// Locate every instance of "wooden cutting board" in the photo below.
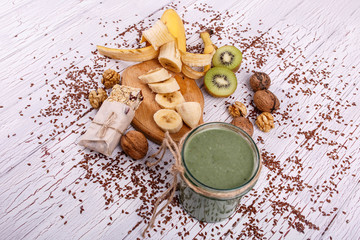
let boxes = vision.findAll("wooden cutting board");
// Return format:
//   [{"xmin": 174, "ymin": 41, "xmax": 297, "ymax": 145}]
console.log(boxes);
[{"xmin": 122, "ymin": 60, "xmax": 204, "ymax": 144}]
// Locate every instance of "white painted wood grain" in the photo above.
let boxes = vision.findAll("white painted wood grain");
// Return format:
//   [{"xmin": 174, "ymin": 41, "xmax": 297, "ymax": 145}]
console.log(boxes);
[{"xmin": 1, "ymin": 0, "xmax": 360, "ymax": 239}]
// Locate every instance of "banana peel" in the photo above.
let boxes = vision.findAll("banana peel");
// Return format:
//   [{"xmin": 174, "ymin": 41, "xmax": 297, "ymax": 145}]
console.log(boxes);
[
  {"xmin": 182, "ymin": 30, "xmax": 217, "ymax": 79},
  {"xmin": 200, "ymin": 29, "xmax": 217, "ymax": 71},
  {"xmin": 161, "ymin": 9, "xmax": 187, "ymax": 53},
  {"xmin": 97, "ymin": 45, "xmax": 159, "ymax": 62},
  {"xmin": 182, "ymin": 64, "xmax": 205, "ymax": 79}
]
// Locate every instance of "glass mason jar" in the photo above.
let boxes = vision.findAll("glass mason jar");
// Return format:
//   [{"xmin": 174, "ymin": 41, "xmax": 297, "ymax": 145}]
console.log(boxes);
[{"xmin": 179, "ymin": 122, "xmax": 261, "ymax": 223}]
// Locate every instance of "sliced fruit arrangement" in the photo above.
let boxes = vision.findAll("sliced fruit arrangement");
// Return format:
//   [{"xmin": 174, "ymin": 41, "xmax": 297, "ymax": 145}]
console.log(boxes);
[
  {"xmin": 139, "ymin": 67, "xmax": 201, "ymax": 133},
  {"xmin": 96, "ymin": 9, "xmax": 245, "ymax": 134}
]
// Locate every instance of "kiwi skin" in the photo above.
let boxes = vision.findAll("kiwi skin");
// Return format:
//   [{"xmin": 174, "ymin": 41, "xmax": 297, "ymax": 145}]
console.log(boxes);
[{"xmin": 204, "ymin": 67, "xmax": 237, "ymax": 98}]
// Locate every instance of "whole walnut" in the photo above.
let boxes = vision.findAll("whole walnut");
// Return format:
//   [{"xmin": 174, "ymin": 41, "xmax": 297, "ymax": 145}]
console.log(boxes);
[
  {"xmin": 250, "ymin": 72, "xmax": 271, "ymax": 92},
  {"xmin": 120, "ymin": 130, "xmax": 148, "ymax": 160},
  {"xmin": 253, "ymin": 90, "xmax": 280, "ymax": 112},
  {"xmin": 231, "ymin": 117, "xmax": 254, "ymax": 137}
]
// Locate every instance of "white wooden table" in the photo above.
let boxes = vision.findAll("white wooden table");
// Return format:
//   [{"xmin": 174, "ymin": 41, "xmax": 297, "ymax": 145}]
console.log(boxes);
[{"xmin": 1, "ymin": 0, "xmax": 360, "ymax": 239}]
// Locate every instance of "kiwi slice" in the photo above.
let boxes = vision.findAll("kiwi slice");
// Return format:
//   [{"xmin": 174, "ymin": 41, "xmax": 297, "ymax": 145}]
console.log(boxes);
[
  {"xmin": 212, "ymin": 45, "xmax": 242, "ymax": 72},
  {"xmin": 204, "ymin": 67, "xmax": 237, "ymax": 97}
]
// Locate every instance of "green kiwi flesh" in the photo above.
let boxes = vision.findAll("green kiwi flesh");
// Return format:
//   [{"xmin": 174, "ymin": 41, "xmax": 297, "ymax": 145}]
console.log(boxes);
[
  {"xmin": 212, "ymin": 45, "xmax": 242, "ymax": 71},
  {"xmin": 204, "ymin": 67, "xmax": 237, "ymax": 97}
]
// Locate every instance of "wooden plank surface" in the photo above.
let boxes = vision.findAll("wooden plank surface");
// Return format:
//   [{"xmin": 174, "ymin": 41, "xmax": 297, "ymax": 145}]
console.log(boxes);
[{"xmin": 1, "ymin": 0, "xmax": 360, "ymax": 239}]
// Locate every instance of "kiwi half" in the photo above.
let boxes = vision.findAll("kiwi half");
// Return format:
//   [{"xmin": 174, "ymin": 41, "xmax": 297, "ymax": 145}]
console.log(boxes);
[
  {"xmin": 204, "ymin": 67, "xmax": 237, "ymax": 97},
  {"xmin": 212, "ymin": 45, "xmax": 242, "ymax": 72}
]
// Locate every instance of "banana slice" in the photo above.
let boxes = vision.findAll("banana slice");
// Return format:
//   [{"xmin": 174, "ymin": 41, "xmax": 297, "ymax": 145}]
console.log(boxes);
[
  {"xmin": 97, "ymin": 45, "xmax": 159, "ymax": 62},
  {"xmin": 138, "ymin": 68, "xmax": 172, "ymax": 84},
  {"xmin": 181, "ymin": 50, "xmax": 216, "ymax": 67},
  {"xmin": 143, "ymin": 20, "xmax": 174, "ymax": 50},
  {"xmin": 175, "ymin": 102, "xmax": 202, "ymax": 129},
  {"xmin": 158, "ymin": 41, "xmax": 182, "ymax": 73},
  {"xmin": 148, "ymin": 77, "xmax": 180, "ymax": 94},
  {"xmin": 153, "ymin": 109, "xmax": 183, "ymax": 133},
  {"xmin": 155, "ymin": 90, "xmax": 185, "ymax": 109}
]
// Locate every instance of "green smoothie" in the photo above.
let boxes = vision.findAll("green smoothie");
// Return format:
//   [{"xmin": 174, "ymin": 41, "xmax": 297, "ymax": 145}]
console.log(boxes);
[{"xmin": 183, "ymin": 127, "xmax": 254, "ymax": 190}]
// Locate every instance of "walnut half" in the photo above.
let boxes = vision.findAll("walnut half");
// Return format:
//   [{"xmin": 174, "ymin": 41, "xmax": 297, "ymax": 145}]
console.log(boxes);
[
  {"xmin": 255, "ymin": 112, "xmax": 274, "ymax": 132},
  {"xmin": 102, "ymin": 69, "xmax": 120, "ymax": 89},
  {"xmin": 228, "ymin": 101, "xmax": 247, "ymax": 117},
  {"xmin": 89, "ymin": 88, "xmax": 108, "ymax": 109}
]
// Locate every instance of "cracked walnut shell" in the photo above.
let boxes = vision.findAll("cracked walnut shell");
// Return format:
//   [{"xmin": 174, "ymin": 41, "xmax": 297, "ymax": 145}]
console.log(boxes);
[
  {"xmin": 228, "ymin": 101, "xmax": 247, "ymax": 117},
  {"xmin": 89, "ymin": 88, "xmax": 108, "ymax": 109},
  {"xmin": 102, "ymin": 69, "xmax": 120, "ymax": 89},
  {"xmin": 255, "ymin": 112, "xmax": 274, "ymax": 132},
  {"xmin": 231, "ymin": 117, "xmax": 253, "ymax": 136}
]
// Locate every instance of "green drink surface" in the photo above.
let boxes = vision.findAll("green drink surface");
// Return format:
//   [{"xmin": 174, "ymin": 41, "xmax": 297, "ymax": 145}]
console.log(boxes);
[{"xmin": 184, "ymin": 128, "xmax": 255, "ymax": 190}]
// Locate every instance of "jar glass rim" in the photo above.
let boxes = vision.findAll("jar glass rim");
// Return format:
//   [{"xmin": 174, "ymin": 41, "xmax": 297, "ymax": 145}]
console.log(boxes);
[{"xmin": 181, "ymin": 122, "xmax": 261, "ymax": 193}]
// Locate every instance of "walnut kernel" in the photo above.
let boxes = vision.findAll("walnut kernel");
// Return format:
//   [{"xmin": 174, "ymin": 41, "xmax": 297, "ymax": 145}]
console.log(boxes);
[
  {"xmin": 89, "ymin": 88, "xmax": 107, "ymax": 109},
  {"xmin": 102, "ymin": 69, "xmax": 120, "ymax": 89},
  {"xmin": 120, "ymin": 130, "xmax": 148, "ymax": 160},
  {"xmin": 255, "ymin": 112, "xmax": 274, "ymax": 132},
  {"xmin": 253, "ymin": 90, "xmax": 280, "ymax": 113},
  {"xmin": 250, "ymin": 72, "xmax": 271, "ymax": 92},
  {"xmin": 228, "ymin": 101, "xmax": 247, "ymax": 117}
]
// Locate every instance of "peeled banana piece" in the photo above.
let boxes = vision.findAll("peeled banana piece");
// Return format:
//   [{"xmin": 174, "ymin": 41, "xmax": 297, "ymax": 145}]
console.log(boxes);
[
  {"xmin": 142, "ymin": 20, "xmax": 174, "ymax": 51},
  {"xmin": 148, "ymin": 77, "xmax": 180, "ymax": 94},
  {"xmin": 138, "ymin": 68, "xmax": 172, "ymax": 84},
  {"xmin": 155, "ymin": 90, "xmax": 185, "ymax": 109},
  {"xmin": 158, "ymin": 41, "xmax": 182, "ymax": 73},
  {"xmin": 153, "ymin": 109, "xmax": 183, "ymax": 133},
  {"xmin": 175, "ymin": 102, "xmax": 202, "ymax": 129}
]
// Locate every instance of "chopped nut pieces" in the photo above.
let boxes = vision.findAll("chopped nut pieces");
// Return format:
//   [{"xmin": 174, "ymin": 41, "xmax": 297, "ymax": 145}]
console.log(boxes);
[
  {"xmin": 250, "ymin": 72, "xmax": 271, "ymax": 92},
  {"xmin": 89, "ymin": 88, "xmax": 107, "ymax": 109},
  {"xmin": 255, "ymin": 112, "xmax": 275, "ymax": 132},
  {"xmin": 102, "ymin": 69, "xmax": 120, "ymax": 89},
  {"xmin": 228, "ymin": 101, "xmax": 247, "ymax": 117}
]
